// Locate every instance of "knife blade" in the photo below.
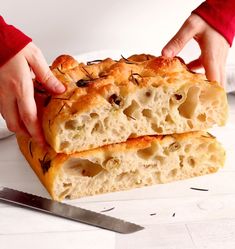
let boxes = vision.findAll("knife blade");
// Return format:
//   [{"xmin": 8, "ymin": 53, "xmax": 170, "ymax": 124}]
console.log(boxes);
[{"xmin": 0, "ymin": 187, "xmax": 144, "ymax": 234}]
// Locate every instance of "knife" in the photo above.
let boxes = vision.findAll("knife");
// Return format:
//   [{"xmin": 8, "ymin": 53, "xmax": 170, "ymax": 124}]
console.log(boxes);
[{"xmin": 0, "ymin": 187, "xmax": 144, "ymax": 234}]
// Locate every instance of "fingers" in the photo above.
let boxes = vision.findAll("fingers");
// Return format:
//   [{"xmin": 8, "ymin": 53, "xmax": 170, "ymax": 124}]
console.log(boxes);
[
  {"xmin": 200, "ymin": 47, "xmax": 225, "ymax": 84},
  {"xmin": 162, "ymin": 15, "xmax": 198, "ymax": 57},
  {"xmin": 0, "ymin": 42, "xmax": 64, "ymax": 146},
  {"xmin": 0, "ymin": 53, "xmax": 46, "ymax": 145},
  {"xmin": 0, "ymin": 97, "xmax": 29, "ymax": 137},
  {"xmin": 204, "ymin": 62, "xmax": 220, "ymax": 83},
  {"xmin": 25, "ymin": 43, "xmax": 65, "ymax": 94},
  {"xmin": 203, "ymin": 61, "xmax": 225, "ymax": 85},
  {"xmin": 188, "ymin": 56, "xmax": 222, "ymax": 84},
  {"xmin": 14, "ymin": 67, "xmax": 46, "ymax": 145},
  {"xmin": 162, "ymin": 13, "xmax": 228, "ymax": 86},
  {"xmin": 17, "ymin": 93, "xmax": 45, "ymax": 145}
]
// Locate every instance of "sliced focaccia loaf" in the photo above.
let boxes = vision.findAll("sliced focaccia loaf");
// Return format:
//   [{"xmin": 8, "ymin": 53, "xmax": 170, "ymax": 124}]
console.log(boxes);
[
  {"xmin": 17, "ymin": 131, "xmax": 225, "ymax": 201},
  {"xmin": 37, "ymin": 54, "xmax": 228, "ymax": 154}
]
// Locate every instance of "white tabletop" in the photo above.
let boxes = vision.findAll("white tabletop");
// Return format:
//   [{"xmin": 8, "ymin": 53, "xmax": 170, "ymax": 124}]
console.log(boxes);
[{"xmin": 0, "ymin": 90, "xmax": 235, "ymax": 249}]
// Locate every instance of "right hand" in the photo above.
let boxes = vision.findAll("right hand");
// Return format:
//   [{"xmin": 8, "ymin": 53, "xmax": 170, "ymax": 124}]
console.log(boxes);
[
  {"xmin": 0, "ymin": 42, "xmax": 65, "ymax": 145},
  {"xmin": 162, "ymin": 14, "xmax": 230, "ymax": 85}
]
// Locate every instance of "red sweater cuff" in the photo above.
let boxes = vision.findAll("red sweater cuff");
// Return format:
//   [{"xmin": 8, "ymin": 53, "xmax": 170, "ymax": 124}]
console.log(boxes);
[
  {"xmin": 193, "ymin": 1, "xmax": 235, "ymax": 46},
  {"xmin": 0, "ymin": 16, "xmax": 32, "ymax": 67}
]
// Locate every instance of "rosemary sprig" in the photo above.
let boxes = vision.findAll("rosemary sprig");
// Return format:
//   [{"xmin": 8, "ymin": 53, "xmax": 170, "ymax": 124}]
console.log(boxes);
[
  {"xmin": 38, "ymin": 152, "xmax": 51, "ymax": 174},
  {"xmin": 121, "ymin": 55, "xmax": 136, "ymax": 64},
  {"xmin": 57, "ymin": 103, "xmax": 66, "ymax": 116},
  {"xmin": 29, "ymin": 141, "xmax": 33, "ymax": 158},
  {"xmin": 57, "ymin": 67, "xmax": 65, "ymax": 75},
  {"xmin": 87, "ymin": 59, "xmax": 103, "ymax": 65},
  {"xmin": 129, "ymin": 71, "xmax": 142, "ymax": 85},
  {"xmin": 81, "ymin": 66, "xmax": 93, "ymax": 79},
  {"xmin": 126, "ymin": 114, "xmax": 136, "ymax": 120},
  {"xmin": 100, "ymin": 207, "xmax": 115, "ymax": 213},
  {"xmin": 190, "ymin": 187, "xmax": 208, "ymax": 191},
  {"xmin": 48, "ymin": 120, "xmax": 52, "ymax": 132}
]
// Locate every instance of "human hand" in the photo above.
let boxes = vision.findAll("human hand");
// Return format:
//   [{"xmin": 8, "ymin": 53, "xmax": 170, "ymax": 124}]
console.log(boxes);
[
  {"xmin": 162, "ymin": 14, "xmax": 229, "ymax": 85},
  {"xmin": 0, "ymin": 42, "xmax": 65, "ymax": 145}
]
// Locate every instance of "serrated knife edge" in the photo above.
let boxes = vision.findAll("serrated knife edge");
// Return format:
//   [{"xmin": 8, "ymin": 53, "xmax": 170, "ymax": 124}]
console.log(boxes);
[{"xmin": 0, "ymin": 187, "xmax": 144, "ymax": 234}]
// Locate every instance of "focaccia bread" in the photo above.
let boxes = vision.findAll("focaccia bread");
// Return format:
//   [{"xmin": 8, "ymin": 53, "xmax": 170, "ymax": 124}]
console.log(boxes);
[
  {"xmin": 17, "ymin": 131, "xmax": 225, "ymax": 201},
  {"xmin": 37, "ymin": 54, "xmax": 228, "ymax": 154}
]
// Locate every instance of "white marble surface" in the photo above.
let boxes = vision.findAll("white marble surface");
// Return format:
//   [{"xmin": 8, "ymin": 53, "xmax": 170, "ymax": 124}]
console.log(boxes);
[{"xmin": 0, "ymin": 94, "xmax": 234, "ymax": 249}]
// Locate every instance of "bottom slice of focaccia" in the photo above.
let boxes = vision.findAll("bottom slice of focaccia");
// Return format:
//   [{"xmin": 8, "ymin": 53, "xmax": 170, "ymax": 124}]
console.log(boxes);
[{"xmin": 17, "ymin": 131, "xmax": 225, "ymax": 201}]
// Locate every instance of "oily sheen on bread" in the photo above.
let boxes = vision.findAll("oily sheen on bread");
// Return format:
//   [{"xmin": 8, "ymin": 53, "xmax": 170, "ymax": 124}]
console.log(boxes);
[
  {"xmin": 17, "ymin": 132, "xmax": 225, "ymax": 201},
  {"xmin": 37, "ymin": 54, "xmax": 228, "ymax": 154}
]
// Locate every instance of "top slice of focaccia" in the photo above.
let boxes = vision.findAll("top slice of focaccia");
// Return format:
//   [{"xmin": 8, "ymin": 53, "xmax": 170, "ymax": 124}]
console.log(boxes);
[{"xmin": 35, "ymin": 54, "xmax": 228, "ymax": 154}]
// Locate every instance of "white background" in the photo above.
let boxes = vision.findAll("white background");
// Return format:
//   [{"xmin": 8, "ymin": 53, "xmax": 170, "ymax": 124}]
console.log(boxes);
[{"xmin": 1, "ymin": 0, "xmax": 235, "ymax": 65}]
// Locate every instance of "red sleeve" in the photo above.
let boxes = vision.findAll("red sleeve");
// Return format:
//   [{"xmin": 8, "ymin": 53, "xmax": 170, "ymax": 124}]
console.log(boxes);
[
  {"xmin": 0, "ymin": 16, "xmax": 32, "ymax": 67},
  {"xmin": 193, "ymin": 1, "xmax": 235, "ymax": 46}
]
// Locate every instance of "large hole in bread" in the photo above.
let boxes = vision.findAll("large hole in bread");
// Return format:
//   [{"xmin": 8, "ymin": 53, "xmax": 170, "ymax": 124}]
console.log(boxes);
[
  {"xmin": 137, "ymin": 141, "xmax": 157, "ymax": 160},
  {"xmin": 65, "ymin": 120, "xmax": 77, "ymax": 130},
  {"xmin": 178, "ymin": 86, "xmax": 200, "ymax": 118},
  {"xmin": 90, "ymin": 112, "xmax": 99, "ymax": 119},
  {"xmin": 142, "ymin": 109, "xmax": 152, "ymax": 118},
  {"xmin": 123, "ymin": 100, "xmax": 140, "ymax": 119},
  {"xmin": 165, "ymin": 114, "xmax": 174, "ymax": 124},
  {"xmin": 91, "ymin": 121, "xmax": 104, "ymax": 134},
  {"xmin": 64, "ymin": 158, "xmax": 103, "ymax": 177},
  {"xmin": 151, "ymin": 123, "xmax": 163, "ymax": 133}
]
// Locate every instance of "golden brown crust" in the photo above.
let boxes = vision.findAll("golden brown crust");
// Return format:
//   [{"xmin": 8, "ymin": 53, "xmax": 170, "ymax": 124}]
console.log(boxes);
[{"xmin": 46, "ymin": 54, "xmax": 207, "ymax": 116}]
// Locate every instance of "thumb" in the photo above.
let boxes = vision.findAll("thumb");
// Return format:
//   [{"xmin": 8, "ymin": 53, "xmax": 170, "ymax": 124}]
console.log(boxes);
[
  {"xmin": 25, "ymin": 45, "xmax": 65, "ymax": 94},
  {"xmin": 162, "ymin": 16, "xmax": 197, "ymax": 57}
]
